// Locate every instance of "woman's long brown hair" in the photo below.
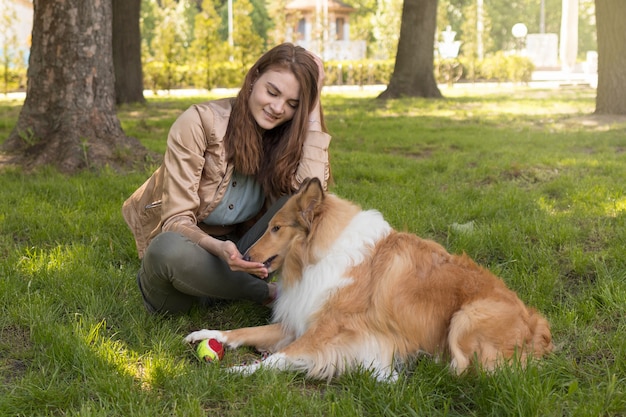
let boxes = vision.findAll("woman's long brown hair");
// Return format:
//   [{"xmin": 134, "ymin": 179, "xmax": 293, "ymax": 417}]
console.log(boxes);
[{"xmin": 224, "ymin": 43, "xmax": 326, "ymax": 199}]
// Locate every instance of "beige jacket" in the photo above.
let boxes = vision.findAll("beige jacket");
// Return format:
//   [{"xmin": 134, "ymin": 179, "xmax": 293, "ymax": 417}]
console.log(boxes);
[{"xmin": 122, "ymin": 98, "xmax": 331, "ymax": 258}]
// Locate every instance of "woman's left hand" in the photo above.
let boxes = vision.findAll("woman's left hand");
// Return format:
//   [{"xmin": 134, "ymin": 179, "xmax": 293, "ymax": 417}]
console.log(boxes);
[{"xmin": 221, "ymin": 240, "xmax": 269, "ymax": 279}]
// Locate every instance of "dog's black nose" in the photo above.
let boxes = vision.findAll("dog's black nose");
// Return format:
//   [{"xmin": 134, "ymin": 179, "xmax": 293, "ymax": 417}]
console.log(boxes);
[{"xmin": 243, "ymin": 254, "xmax": 251, "ymax": 262}]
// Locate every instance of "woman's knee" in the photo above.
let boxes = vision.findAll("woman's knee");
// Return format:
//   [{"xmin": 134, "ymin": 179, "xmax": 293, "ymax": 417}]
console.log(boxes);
[{"xmin": 144, "ymin": 232, "xmax": 197, "ymax": 267}]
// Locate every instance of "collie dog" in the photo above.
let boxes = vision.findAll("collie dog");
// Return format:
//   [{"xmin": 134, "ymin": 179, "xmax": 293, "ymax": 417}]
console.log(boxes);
[{"xmin": 185, "ymin": 178, "xmax": 553, "ymax": 380}]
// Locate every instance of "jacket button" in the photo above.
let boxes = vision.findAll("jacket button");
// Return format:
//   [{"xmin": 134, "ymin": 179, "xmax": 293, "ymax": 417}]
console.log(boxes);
[
  {"xmin": 228, "ymin": 204, "xmax": 234, "ymax": 210},
  {"xmin": 232, "ymin": 181, "xmax": 237, "ymax": 187}
]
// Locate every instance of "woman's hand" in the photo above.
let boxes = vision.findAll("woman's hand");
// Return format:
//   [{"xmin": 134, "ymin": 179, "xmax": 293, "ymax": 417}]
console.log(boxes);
[
  {"xmin": 309, "ymin": 52, "xmax": 325, "ymax": 92},
  {"xmin": 219, "ymin": 240, "xmax": 269, "ymax": 279},
  {"xmin": 306, "ymin": 51, "xmax": 325, "ymax": 129}
]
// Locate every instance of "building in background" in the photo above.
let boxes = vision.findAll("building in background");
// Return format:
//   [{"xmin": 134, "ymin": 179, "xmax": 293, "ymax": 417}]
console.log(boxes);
[{"xmin": 285, "ymin": 0, "xmax": 365, "ymax": 60}]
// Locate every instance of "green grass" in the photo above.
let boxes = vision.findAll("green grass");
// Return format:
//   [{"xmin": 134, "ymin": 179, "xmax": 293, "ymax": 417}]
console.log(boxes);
[{"xmin": 1, "ymin": 85, "xmax": 626, "ymax": 416}]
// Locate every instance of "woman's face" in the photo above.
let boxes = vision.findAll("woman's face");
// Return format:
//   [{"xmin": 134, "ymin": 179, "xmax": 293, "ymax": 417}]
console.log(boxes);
[{"xmin": 248, "ymin": 68, "xmax": 301, "ymax": 131}]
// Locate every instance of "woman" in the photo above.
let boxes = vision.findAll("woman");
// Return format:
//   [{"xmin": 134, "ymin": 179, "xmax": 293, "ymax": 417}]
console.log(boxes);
[{"xmin": 122, "ymin": 43, "xmax": 331, "ymax": 314}]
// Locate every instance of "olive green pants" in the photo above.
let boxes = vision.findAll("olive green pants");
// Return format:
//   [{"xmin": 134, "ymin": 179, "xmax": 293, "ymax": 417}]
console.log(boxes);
[{"xmin": 137, "ymin": 196, "xmax": 288, "ymax": 314}]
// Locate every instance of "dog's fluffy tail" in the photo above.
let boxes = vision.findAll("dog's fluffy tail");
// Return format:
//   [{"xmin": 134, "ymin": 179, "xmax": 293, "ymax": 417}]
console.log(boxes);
[{"xmin": 447, "ymin": 300, "xmax": 553, "ymax": 374}]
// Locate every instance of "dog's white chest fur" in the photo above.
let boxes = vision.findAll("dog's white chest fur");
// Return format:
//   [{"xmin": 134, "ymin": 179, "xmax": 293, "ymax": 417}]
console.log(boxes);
[{"xmin": 272, "ymin": 210, "xmax": 392, "ymax": 337}]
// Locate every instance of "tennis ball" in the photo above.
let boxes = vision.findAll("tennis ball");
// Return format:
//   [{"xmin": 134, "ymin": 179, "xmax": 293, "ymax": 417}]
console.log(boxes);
[{"xmin": 196, "ymin": 338, "xmax": 224, "ymax": 362}]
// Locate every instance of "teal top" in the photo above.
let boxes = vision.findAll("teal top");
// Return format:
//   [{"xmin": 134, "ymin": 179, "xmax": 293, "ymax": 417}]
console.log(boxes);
[{"xmin": 202, "ymin": 171, "xmax": 264, "ymax": 227}]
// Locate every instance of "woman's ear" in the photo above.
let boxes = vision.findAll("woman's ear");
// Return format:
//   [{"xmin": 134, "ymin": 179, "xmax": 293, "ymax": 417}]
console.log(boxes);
[{"xmin": 249, "ymin": 69, "xmax": 260, "ymax": 93}]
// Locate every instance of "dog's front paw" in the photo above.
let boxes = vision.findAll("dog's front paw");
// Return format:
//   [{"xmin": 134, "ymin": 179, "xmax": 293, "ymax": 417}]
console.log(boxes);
[
  {"xmin": 184, "ymin": 329, "xmax": 226, "ymax": 344},
  {"xmin": 229, "ymin": 361, "xmax": 263, "ymax": 375}
]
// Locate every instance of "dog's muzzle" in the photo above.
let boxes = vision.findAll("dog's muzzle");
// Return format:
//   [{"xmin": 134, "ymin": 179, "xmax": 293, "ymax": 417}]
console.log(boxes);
[
  {"xmin": 262, "ymin": 255, "xmax": 277, "ymax": 269},
  {"xmin": 243, "ymin": 253, "xmax": 277, "ymax": 269}
]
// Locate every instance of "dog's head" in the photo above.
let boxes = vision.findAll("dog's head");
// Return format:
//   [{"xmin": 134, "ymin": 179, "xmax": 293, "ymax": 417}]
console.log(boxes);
[{"xmin": 244, "ymin": 178, "xmax": 325, "ymax": 278}]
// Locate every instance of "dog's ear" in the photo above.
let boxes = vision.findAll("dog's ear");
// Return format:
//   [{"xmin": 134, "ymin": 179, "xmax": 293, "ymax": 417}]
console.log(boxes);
[
  {"xmin": 296, "ymin": 178, "xmax": 324, "ymax": 229},
  {"xmin": 297, "ymin": 177, "xmax": 316, "ymax": 191}
]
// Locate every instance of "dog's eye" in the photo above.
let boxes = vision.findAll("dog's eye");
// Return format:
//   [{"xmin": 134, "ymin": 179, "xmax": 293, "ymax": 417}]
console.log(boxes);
[{"xmin": 271, "ymin": 226, "xmax": 281, "ymax": 233}]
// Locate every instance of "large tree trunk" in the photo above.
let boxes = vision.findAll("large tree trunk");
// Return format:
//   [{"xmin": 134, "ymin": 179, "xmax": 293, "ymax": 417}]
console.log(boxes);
[
  {"xmin": 595, "ymin": 0, "xmax": 626, "ymax": 115},
  {"xmin": 378, "ymin": 0, "xmax": 442, "ymax": 99},
  {"xmin": 1, "ymin": 0, "xmax": 146, "ymax": 172},
  {"xmin": 113, "ymin": 0, "xmax": 145, "ymax": 105}
]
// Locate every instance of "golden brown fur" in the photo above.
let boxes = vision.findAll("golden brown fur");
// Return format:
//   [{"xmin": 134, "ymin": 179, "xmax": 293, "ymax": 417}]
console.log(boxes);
[{"xmin": 185, "ymin": 178, "xmax": 553, "ymax": 380}]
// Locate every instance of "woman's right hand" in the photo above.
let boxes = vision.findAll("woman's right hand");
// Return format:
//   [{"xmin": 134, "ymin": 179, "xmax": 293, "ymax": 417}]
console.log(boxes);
[
  {"xmin": 219, "ymin": 240, "xmax": 269, "ymax": 279},
  {"xmin": 309, "ymin": 51, "xmax": 325, "ymax": 93},
  {"xmin": 306, "ymin": 51, "xmax": 325, "ymax": 128}
]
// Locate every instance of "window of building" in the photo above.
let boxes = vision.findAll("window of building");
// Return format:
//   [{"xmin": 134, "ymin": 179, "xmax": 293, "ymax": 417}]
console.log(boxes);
[
  {"xmin": 296, "ymin": 18, "xmax": 306, "ymax": 40},
  {"xmin": 336, "ymin": 17, "xmax": 345, "ymax": 40}
]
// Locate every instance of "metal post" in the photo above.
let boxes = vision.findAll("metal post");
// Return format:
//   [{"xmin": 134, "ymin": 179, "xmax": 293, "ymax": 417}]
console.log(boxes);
[
  {"xmin": 539, "ymin": 0, "xmax": 546, "ymax": 33},
  {"xmin": 228, "ymin": 0, "xmax": 233, "ymax": 48}
]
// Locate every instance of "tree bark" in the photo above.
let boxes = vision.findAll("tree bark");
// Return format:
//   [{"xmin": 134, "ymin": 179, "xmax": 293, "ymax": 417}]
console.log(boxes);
[
  {"xmin": 378, "ymin": 0, "xmax": 442, "ymax": 99},
  {"xmin": 595, "ymin": 0, "xmax": 626, "ymax": 115},
  {"xmin": 1, "ymin": 0, "xmax": 147, "ymax": 172},
  {"xmin": 113, "ymin": 0, "xmax": 145, "ymax": 105}
]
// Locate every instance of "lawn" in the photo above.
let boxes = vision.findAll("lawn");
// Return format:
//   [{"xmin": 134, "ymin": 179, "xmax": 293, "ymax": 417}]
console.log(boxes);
[{"xmin": 1, "ymin": 84, "xmax": 625, "ymax": 416}]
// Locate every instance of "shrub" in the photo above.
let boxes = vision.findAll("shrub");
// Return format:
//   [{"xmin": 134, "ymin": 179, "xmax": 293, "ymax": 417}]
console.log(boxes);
[
  {"xmin": 0, "ymin": 66, "xmax": 27, "ymax": 93},
  {"xmin": 459, "ymin": 52, "xmax": 534, "ymax": 84},
  {"xmin": 141, "ymin": 54, "xmax": 534, "ymax": 90},
  {"xmin": 323, "ymin": 60, "xmax": 393, "ymax": 86}
]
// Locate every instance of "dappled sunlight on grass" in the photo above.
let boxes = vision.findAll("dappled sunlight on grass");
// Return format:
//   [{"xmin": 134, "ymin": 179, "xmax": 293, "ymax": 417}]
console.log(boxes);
[
  {"xmin": 79, "ymin": 319, "xmax": 148, "ymax": 386},
  {"xmin": 75, "ymin": 318, "xmax": 182, "ymax": 392},
  {"xmin": 537, "ymin": 196, "xmax": 564, "ymax": 216},
  {"xmin": 602, "ymin": 197, "xmax": 626, "ymax": 218},
  {"xmin": 16, "ymin": 245, "xmax": 78, "ymax": 276},
  {"xmin": 559, "ymin": 157, "xmax": 602, "ymax": 168},
  {"xmin": 375, "ymin": 96, "xmax": 594, "ymax": 126},
  {"xmin": 326, "ymin": 86, "xmax": 597, "ymax": 129},
  {"xmin": 537, "ymin": 188, "xmax": 626, "ymax": 219}
]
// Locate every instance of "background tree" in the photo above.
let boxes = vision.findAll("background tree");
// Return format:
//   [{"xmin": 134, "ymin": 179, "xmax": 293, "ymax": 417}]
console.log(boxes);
[
  {"xmin": 190, "ymin": 0, "xmax": 227, "ymax": 90},
  {"xmin": 458, "ymin": 1, "xmax": 491, "ymax": 59},
  {"xmin": 437, "ymin": 0, "xmax": 468, "ymax": 36},
  {"xmin": 577, "ymin": 0, "xmax": 597, "ymax": 56},
  {"xmin": 1, "ymin": 0, "xmax": 19, "ymax": 95},
  {"xmin": 343, "ymin": 0, "xmax": 402, "ymax": 60},
  {"xmin": 249, "ymin": 0, "xmax": 273, "ymax": 47},
  {"xmin": 267, "ymin": 0, "xmax": 289, "ymax": 45},
  {"xmin": 378, "ymin": 0, "xmax": 442, "ymax": 99},
  {"xmin": 1, "ymin": 0, "xmax": 144, "ymax": 172},
  {"xmin": 488, "ymin": 0, "xmax": 538, "ymax": 52},
  {"xmin": 594, "ymin": 0, "xmax": 626, "ymax": 115},
  {"xmin": 218, "ymin": 0, "xmax": 271, "ymax": 47},
  {"xmin": 369, "ymin": 0, "xmax": 403, "ymax": 60},
  {"xmin": 113, "ymin": 0, "xmax": 145, "ymax": 104},
  {"xmin": 150, "ymin": 0, "xmax": 188, "ymax": 90},
  {"xmin": 231, "ymin": 0, "xmax": 264, "ymax": 75},
  {"xmin": 180, "ymin": 0, "xmax": 200, "ymax": 47},
  {"xmin": 141, "ymin": 0, "xmax": 159, "ymax": 57}
]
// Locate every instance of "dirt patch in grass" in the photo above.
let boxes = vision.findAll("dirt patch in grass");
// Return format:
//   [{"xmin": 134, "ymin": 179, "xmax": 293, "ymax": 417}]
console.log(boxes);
[
  {"xmin": 0, "ymin": 325, "xmax": 32, "ymax": 384},
  {"xmin": 0, "ymin": 152, "xmax": 19, "ymax": 171},
  {"xmin": 561, "ymin": 114, "xmax": 626, "ymax": 131},
  {"xmin": 388, "ymin": 145, "xmax": 435, "ymax": 159},
  {"xmin": 503, "ymin": 165, "xmax": 561, "ymax": 185}
]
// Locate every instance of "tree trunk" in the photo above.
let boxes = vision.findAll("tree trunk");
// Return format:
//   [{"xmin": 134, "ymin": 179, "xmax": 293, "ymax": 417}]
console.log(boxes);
[
  {"xmin": 595, "ymin": 0, "xmax": 626, "ymax": 115},
  {"xmin": 1, "ymin": 0, "xmax": 147, "ymax": 173},
  {"xmin": 378, "ymin": 0, "xmax": 442, "ymax": 99},
  {"xmin": 113, "ymin": 0, "xmax": 145, "ymax": 105}
]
